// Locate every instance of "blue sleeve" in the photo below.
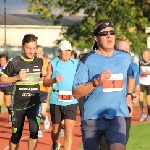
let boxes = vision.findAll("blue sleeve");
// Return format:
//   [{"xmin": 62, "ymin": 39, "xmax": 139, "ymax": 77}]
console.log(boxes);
[
  {"xmin": 127, "ymin": 61, "xmax": 137, "ymax": 79},
  {"xmin": 73, "ymin": 61, "xmax": 89, "ymax": 89}
]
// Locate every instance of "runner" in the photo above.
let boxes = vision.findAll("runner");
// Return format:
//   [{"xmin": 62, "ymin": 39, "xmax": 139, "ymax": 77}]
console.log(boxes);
[
  {"xmin": 0, "ymin": 34, "xmax": 46, "ymax": 150},
  {"xmin": 139, "ymin": 50, "xmax": 150, "ymax": 121},
  {"xmin": 0, "ymin": 53, "xmax": 12, "ymax": 123},
  {"xmin": 72, "ymin": 19, "xmax": 135, "ymax": 150},
  {"xmin": 35, "ymin": 45, "xmax": 50, "ymax": 137},
  {"xmin": 43, "ymin": 40, "xmax": 78, "ymax": 150},
  {"xmin": 58, "ymin": 49, "xmax": 78, "ymax": 138}
]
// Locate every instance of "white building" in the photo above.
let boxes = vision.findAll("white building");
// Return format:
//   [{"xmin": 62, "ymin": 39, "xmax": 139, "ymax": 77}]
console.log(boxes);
[
  {"xmin": 0, "ymin": 14, "xmax": 84, "ymax": 58},
  {"xmin": 145, "ymin": 26, "xmax": 150, "ymax": 49}
]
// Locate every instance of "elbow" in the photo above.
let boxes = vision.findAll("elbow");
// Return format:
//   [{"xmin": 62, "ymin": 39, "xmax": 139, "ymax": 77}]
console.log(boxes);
[
  {"xmin": 72, "ymin": 89, "xmax": 80, "ymax": 99},
  {"xmin": 0, "ymin": 76, "xmax": 5, "ymax": 84},
  {"xmin": 43, "ymin": 81, "xmax": 48, "ymax": 87}
]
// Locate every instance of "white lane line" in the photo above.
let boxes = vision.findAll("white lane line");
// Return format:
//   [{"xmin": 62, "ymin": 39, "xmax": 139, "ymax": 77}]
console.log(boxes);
[{"xmin": 3, "ymin": 128, "xmax": 51, "ymax": 150}]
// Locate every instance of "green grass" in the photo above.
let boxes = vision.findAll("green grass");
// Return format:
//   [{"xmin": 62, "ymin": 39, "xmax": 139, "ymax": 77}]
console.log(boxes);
[
  {"xmin": 126, "ymin": 122, "xmax": 150, "ymax": 150},
  {"xmin": 79, "ymin": 122, "xmax": 150, "ymax": 150}
]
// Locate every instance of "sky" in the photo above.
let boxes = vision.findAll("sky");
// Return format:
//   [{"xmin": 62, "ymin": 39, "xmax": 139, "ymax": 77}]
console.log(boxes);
[
  {"xmin": 0, "ymin": 0, "xmax": 84, "ymax": 15},
  {"xmin": 0, "ymin": 0, "xmax": 32, "ymax": 14}
]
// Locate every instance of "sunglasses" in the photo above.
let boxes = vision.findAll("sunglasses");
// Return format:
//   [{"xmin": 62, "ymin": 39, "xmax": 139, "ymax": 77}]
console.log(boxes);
[{"xmin": 98, "ymin": 30, "xmax": 115, "ymax": 36}]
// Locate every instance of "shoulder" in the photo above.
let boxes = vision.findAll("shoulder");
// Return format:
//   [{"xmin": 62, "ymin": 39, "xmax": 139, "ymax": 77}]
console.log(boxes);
[
  {"xmin": 8, "ymin": 56, "xmax": 21, "ymax": 65},
  {"xmin": 51, "ymin": 57, "xmax": 59, "ymax": 63},
  {"xmin": 115, "ymin": 49, "xmax": 130, "ymax": 56},
  {"xmin": 70, "ymin": 58, "xmax": 78, "ymax": 64},
  {"xmin": 80, "ymin": 50, "xmax": 96, "ymax": 64}
]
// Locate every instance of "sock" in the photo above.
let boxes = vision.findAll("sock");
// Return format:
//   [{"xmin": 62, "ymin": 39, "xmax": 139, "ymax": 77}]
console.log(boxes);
[
  {"xmin": 0, "ymin": 106, "xmax": 1, "ymax": 113},
  {"xmin": 7, "ymin": 106, "xmax": 11, "ymax": 115},
  {"xmin": 147, "ymin": 106, "xmax": 150, "ymax": 115},
  {"xmin": 139, "ymin": 102, "xmax": 144, "ymax": 113}
]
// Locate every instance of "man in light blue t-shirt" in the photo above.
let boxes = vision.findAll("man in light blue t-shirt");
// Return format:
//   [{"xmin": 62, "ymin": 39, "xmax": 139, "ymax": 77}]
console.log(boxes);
[
  {"xmin": 72, "ymin": 19, "xmax": 136, "ymax": 150},
  {"xmin": 43, "ymin": 40, "xmax": 78, "ymax": 150}
]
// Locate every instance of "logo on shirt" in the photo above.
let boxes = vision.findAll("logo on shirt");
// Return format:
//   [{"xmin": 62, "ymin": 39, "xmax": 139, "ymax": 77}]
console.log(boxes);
[{"xmin": 33, "ymin": 69, "xmax": 40, "ymax": 71}]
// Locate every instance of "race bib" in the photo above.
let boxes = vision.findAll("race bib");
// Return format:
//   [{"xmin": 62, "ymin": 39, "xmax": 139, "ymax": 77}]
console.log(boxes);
[
  {"xmin": 58, "ymin": 90, "xmax": 72, "ymax": 102},
  {"xmin": 37, "ymin": 105, "xmax": 42, "ymax": 117},
  {"xmin": 140, "ymin": 74, "xmax": 147, "ymax": 77},
  {"xmin": 102, "ymin": 73, "xmax": 123, "ymax": 92}
]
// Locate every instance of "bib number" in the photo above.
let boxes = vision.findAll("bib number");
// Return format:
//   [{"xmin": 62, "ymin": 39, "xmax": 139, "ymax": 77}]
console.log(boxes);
[
  {"xmin": 102, "ymin": 73, "xmax": 123, "ymax": 92},
  {"xmin": 140, "ymin": 74, "xmax": 147, "ymax": 77},
  {"xmin": 58, "ymin": 90, "xmax": 72, "ymax": 102},
  {"xmin": 37, "ymin": 105, "xmax": 42, "ymax": 118}
]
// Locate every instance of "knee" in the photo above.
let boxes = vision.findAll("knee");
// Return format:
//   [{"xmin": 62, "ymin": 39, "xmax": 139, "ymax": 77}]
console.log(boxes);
[
  {"xmin": 30, "ymin": 131, "xmax": 38, "ymax": 139},
  {"xmin": 65, "ymin": 125, "xmax": 74, "ymax": 135},
  {"xmin": 11, "ymin": 134, "xmax": 21, "ymax": 144}
]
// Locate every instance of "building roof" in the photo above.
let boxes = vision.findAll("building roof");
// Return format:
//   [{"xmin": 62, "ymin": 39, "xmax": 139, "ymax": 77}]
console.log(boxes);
[{"xmin": 0, "ymin": 14, "xmax": 84, "ymax": 26}]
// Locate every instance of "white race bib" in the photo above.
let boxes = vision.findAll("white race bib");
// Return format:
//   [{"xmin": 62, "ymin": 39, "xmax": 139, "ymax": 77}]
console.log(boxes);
[
  {"xmin": 58, "ymin": 90, "xmax": 72, "ymax": 102},
  {"xmin": 102, "ymin": 73, "xmax": 123, "ymax": 92}
]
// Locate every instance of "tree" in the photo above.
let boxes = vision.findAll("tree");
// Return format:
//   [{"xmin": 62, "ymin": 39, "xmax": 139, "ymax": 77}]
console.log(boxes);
[{"xmin": 24, "ymin": 0, "xmax": 150, "ymax": 54}]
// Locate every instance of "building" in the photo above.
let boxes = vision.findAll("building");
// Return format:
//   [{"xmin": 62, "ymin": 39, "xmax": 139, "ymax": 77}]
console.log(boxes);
[
  {"xmin": 0, "ymin": 14, "xmax": 84, "ymax": 58},
  {"xmin": 145, "ymin": 26, "xmax": 150, "ymax": 50}
]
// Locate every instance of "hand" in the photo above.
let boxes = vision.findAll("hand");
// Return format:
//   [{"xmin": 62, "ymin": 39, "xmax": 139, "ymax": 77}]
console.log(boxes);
[
  {"xmin": 56, "ymin": 74, "xmax": 63, "ymax": 82},
  {"xmin": 132, "ymin": 93, "xmax": 139, "ymax": 104},
  {"xmin": 93, "ymin": 70, "xmax": 111, "ymax": 86},
  {"xmin": 126, "ymin": 95, "xmax": 133, "ymax": 117},
  {"xmin": 16, "ymin": 69, "xmax": 27, "ymax": 80},
  {"xmin": 41, "ymin": 69, "xmax": 47, "ymax": 77},
  {"xmin": 145, "ymin": 69, "xmax": 150, "ymax": 74}
]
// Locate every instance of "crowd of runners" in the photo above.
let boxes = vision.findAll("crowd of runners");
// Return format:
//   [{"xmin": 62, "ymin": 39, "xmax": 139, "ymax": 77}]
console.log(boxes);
[{"xmin": 0, "ymin": 18, "xmax": 150, "ymax": 150}]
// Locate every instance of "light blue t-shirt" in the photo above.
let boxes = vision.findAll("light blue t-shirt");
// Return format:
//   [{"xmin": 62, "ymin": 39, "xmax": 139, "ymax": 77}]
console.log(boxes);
[
  {"xmin": 50, "ymin": 57, "xmax": 78, "ymax": 106},
  {"xmin": 73, "ymin": 50, "xmax": 135, "ymax": 120}
]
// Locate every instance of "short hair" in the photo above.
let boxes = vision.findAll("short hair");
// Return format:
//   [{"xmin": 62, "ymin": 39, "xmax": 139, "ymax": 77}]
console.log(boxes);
[
  {"xmin": 71, "ymin": 50, "xmax": 77, "ymax": 59},
  {"xmin": 115, "ymin": 40, "xmax": 130, "ymax": 52},
  {"xmin": 37, "ymin": 45, "xmax": 43, "ymax": 49},
  {"xmin": 0, "ymin": 53, "xmax": 8, "ymax": 61},
  {"xmin": 22, "ymin": 34, "xmax": 38, "ymax": 46}
]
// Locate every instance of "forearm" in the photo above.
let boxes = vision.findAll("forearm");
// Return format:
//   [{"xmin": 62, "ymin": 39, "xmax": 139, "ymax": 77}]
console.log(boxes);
[
  {"xmin": 0, "ymin": 75, "xmax": 17, "ymax": 84},
  {"xmin": 127, "ymin": 77, "xmax": 135, "ymax": 93},
  {"xmin": 43, "ymin": 78, "xmax": 56, "ymax": 87},
  {"xmin": 73, "ymin": 81, "xmax": 96, "ymax": 99},
  {"xmin": 134, "ymin": 85, "xmax": 140, "ymax": 96}
]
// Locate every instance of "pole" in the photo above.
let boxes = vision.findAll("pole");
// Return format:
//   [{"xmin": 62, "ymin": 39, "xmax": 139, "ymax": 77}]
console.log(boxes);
[{"xmin": 4, "ymin": 0, "xmax": 6, "ymax": 46}]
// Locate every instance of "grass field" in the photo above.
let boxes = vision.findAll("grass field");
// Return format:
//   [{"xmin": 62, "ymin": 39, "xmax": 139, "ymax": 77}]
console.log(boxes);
[
  {"xmin": 79, "ymin": 122, "xmax": 150, "ymax": 150},
  {"xmin": 126, "ymin": 122, "xmax": 150, "ymax": 150}
]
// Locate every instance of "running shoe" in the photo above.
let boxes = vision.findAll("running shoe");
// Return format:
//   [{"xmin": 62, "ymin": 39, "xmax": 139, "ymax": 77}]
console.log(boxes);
[
  {"xmin": 147, "ymin": 115, "xmax": 150, "ymax": 121},
  {"xmin": 38, "ymin": 130, "xmax": 43, "ymax": 137},
  {"xmin": 51, "ymin": 142, "xmax": 61, "ymax": 150},
  {"xmin": 43, "ymin": 116, "xmax": 50, "ymax": 130},
  {"xmin": 8, "ymin": 114, "xmax": 12, "ymax": 124},
  {"xmin": 59, "ymin": 128, "xmax": 64, "ymax": 137},
  {"xmin": 139, "ymin": 112, "xmax": 147, "ymax": 121}
]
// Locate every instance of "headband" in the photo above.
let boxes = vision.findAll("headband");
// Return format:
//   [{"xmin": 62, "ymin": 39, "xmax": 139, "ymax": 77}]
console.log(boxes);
[{"xmin": 93, "ymin": 22, "xmax": 113, "ymax": 36}]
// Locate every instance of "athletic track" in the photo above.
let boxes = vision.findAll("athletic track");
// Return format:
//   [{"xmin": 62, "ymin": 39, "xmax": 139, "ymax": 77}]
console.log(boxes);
[{"xmin": 0, "ymin": 107, "xmax": 146, "ymax": 150}]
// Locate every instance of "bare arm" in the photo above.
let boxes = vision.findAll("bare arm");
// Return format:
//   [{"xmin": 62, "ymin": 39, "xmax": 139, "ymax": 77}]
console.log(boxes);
[
  {"xmin": 134, "ymin": 84, "xmax": 140, "ymax": 97},
  {"xmin": 73, "ymin": 70, "xmax": 111, "ymax": 99},
  {"xmin": 127, "ymin": 77, "xmax": 136, "ymax": 116},
  {"xmin": 0, "ymin": 75, "xmax": 18, "ymax": 84},
  {"xmin": 72, "ymin": 81, "xmax": 96, "ymax": 99},
  {"xmin": 127, "ymin": 77, "xmax": 135, "ymax": 93},
  {"xmin": 43, "ymin": 62, "xmax": 56, "ymax": 87},
  {"xmin": 0, "ymin": 70, "xmax": 26, "ymax": 84}
]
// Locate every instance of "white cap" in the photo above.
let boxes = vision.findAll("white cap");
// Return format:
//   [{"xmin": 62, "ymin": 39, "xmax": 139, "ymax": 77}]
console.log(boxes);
[{"xmin": 58, "ymin": 40, "xmax": 72, "ymax": 51}]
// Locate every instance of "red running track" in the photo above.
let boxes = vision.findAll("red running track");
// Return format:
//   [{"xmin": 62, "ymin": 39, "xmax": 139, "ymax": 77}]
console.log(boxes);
[{"xmin": 0, "ymin": 107, "xmax": 146, "ymax": 150}]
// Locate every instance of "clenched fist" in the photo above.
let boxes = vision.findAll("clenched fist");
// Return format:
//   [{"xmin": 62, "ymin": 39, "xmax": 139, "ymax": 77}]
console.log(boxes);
[
  {"xmin": 16, "ymin": 69, "xmax": 27, "ymax": 80},
  {"xmin": 41, "ymin": 69, "xmax": 47, "ymax": 77}
]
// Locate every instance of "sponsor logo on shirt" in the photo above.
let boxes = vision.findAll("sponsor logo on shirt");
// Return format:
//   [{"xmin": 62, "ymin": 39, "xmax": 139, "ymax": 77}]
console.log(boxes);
[{"xmin": 33, "ymin": 69, "xmax": 40, "ymax": 71}]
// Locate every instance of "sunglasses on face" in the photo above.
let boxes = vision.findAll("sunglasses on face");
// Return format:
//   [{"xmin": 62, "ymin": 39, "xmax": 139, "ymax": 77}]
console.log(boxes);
[{"xmin": 98, "ymin": 30, "xmax": 115, "ymax": 36}]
